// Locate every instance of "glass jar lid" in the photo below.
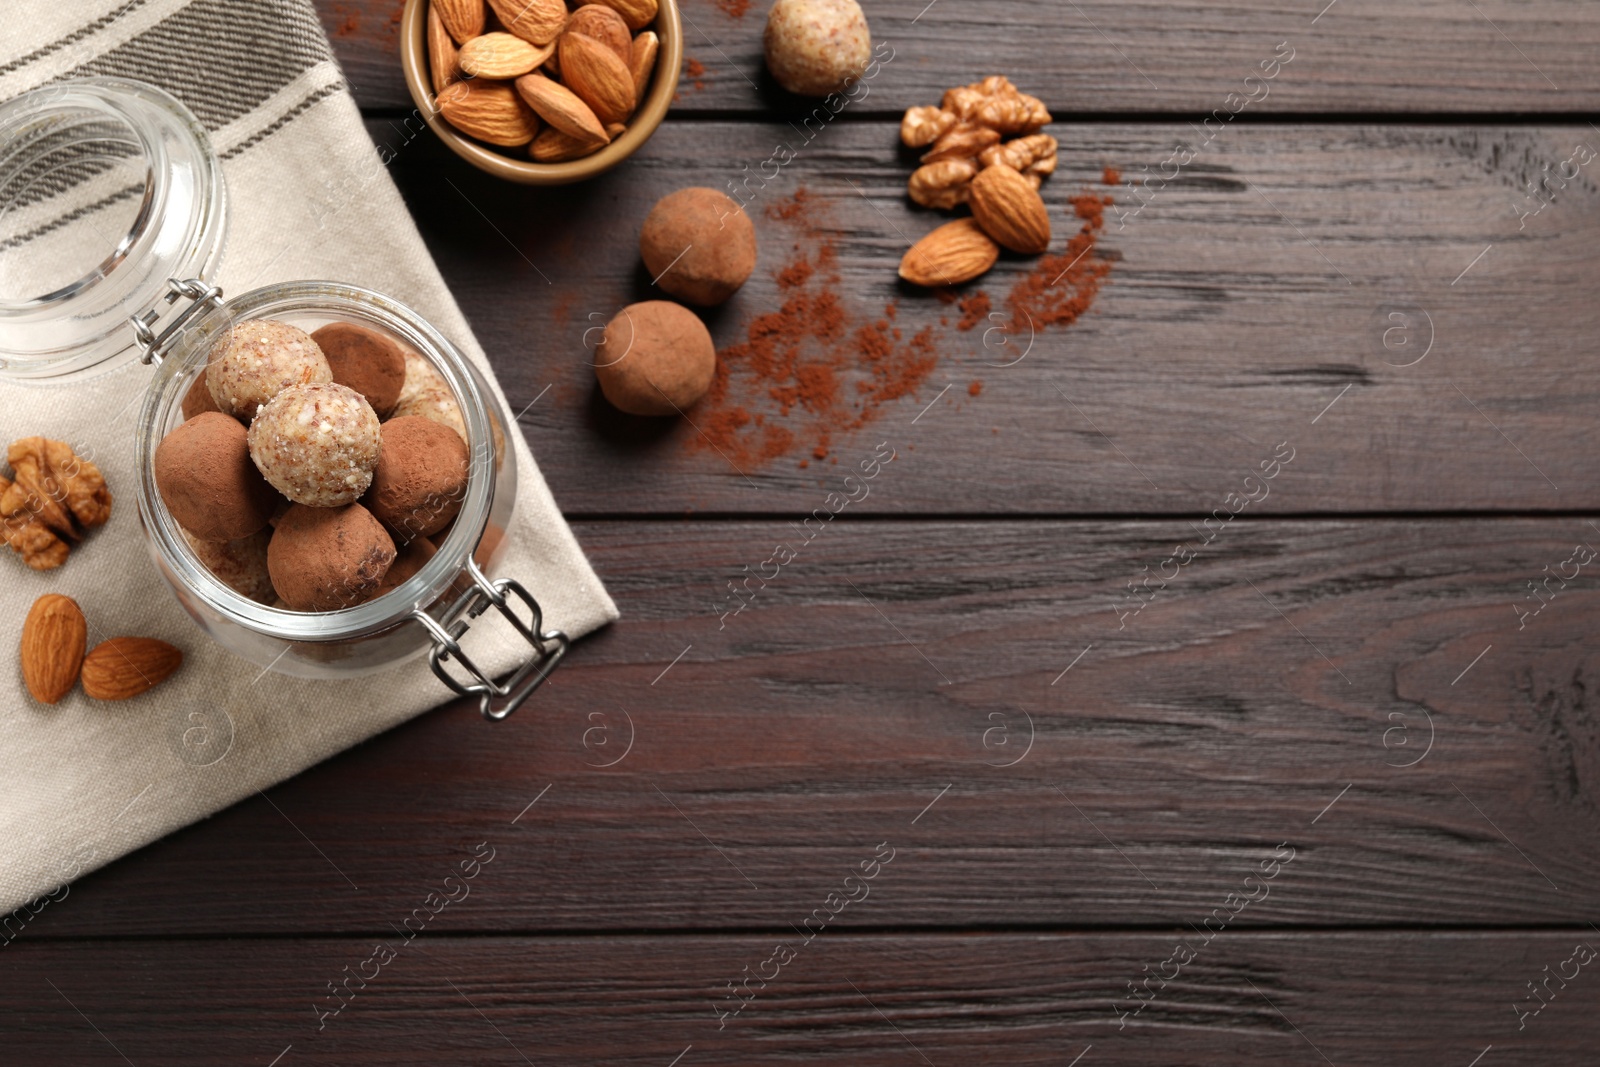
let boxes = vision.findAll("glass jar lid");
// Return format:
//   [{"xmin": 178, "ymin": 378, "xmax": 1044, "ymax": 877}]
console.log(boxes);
[{"xmin": 0, "ymin": 77, "xmax": 225, "ymax": 380}]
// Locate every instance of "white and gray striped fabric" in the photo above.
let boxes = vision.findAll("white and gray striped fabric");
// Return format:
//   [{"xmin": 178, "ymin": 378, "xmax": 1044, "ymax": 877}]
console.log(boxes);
[{"xmin": 0, "ymin": 0, "xmax": 617, "ymax": 917}]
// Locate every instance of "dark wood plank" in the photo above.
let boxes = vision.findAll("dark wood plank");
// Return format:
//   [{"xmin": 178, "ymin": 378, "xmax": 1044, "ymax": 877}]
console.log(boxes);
[
  {"xmin": 3, "ymin": 931, "xmax": 1594, "ymax": 1064},
  {"xmin": 16, "ymin": 518, "xmax": 1599, "ymax": 938},
  {"xmin": 363, "ymin": 119, "xmax": 1600, "ymax": 514},
  {"xmin": 323, "ymin": 0, "xmax": 1600, "ymax": 114},
  {"xmin": 317, "ymin": 0, "xmax": 407, "ymax": 103}
]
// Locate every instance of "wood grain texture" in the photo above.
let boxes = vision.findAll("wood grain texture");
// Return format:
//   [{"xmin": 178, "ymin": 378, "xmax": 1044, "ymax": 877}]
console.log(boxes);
[
  {"xmin": 321, "ymin": 0, "xmax": 1600, "ymax": 114},
  {"xmin": 3, "ymin": 931, "xmax": 1594, "ymax": 1064},
  {"xmin": 362, "ymin": 118, "xmax": 1600, "ymax": 514},
  {"xmin": 15, "ymin": 519, "xmax": 1597, "ymax": 939}
]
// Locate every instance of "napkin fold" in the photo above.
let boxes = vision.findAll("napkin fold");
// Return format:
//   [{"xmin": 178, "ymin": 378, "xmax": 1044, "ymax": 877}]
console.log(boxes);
[{"xmin": 0, "ymin": 0, "xmax": 617, "ymax": 917}]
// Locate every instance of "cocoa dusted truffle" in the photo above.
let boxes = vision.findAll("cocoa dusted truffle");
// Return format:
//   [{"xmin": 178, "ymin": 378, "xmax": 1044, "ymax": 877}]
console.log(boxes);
[
  {"xmin": 639, "ymin": 188, "xmax": 757, "ymax": 307},
  {"xmin": 594, "ymin": 300, "xmax": 716, "ymax": 416},
  {"xmin": 312, "ymin": 322, "xmax": 407, "ymax": 418},
  {"xmin": 364, "ymin": 416, "xmax": 470, "ymax": 539},
  {"xmin": 155, "ymin": 412, "xmax": 277, "ymax": 541},
  {"xmin": 375, "ymin": 535, "xmax": 437, "ymax": 597},
  {"xmin": 183, "ymin": 529, "xmax": 274, "ymax": 603},
  {"xmin": 182, "ymin": 367, "xmax": 223, "ymax": 420},
  {"xmin": 248, "ymin": 383, "xmax": 383, "ymax": 507},
  {"xmin": 207, "ymin": 319, "xmax": 331, "ymax": 420},
  {"xmin": 267, "ymin": 503, "xmax": 396, "ymax": 612}
]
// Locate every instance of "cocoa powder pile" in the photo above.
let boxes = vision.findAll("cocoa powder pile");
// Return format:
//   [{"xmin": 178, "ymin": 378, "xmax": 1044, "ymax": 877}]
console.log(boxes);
[
  {"xmin": 1003, "ymin": 188, "xmax": 1116, "ymax": 334},
  {"xmin": 689, "ymin": 179, "xmax": 1116, "ymax": 470},
  {"xmin": 693, "ymin": 191, "xmax": 938, "ymax": 469},
  {"xmin": 956, "ymin": 291, "xmax": 990, "ymax": 331}
]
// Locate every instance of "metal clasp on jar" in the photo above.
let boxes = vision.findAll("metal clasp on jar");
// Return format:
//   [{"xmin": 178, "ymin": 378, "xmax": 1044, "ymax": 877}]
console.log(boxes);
[
  {"xmin": 130, "ymin": 277, "xmax": 224, "ymax": 365},
  {"xmin": 412, "ymin": 559, "xmax": 568, "ymax": 721}
]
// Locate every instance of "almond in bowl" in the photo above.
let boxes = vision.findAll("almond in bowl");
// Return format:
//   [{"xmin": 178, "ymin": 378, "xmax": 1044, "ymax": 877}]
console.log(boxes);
[{"xmin": 401, "ymin": 0, "xmax": 683, "ymax": 185}]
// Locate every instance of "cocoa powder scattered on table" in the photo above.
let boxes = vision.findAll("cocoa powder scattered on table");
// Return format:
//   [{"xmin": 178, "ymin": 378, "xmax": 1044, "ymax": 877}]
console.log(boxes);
[
  {"xmin": 692, "ymin": 192, "xmax": 939, "ymax": 469},
  {"xmin": 956, "ymin": 291, "xmax": 990, "ymax": 331},
  {"xmin": 688, "ymin": 180, "xmax": 1115, "ymax": 471},
  {"xmin": 685, "ymin": 57, "xmax": 707, "ymax": 92},
  {"xmin": 1001, "ymin": 189, "xmax": 1115, "ymax": 336}
]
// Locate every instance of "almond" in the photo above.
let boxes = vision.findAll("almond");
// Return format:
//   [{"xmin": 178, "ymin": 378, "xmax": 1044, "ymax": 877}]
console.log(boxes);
[
  {"xmin": 531, "ymin": 126, "xmax": 607, "ymax": 162},
  {"xmin": 487, "ymin": 0, "xmax": 566, "ymax": 45},
  {"xmin": 558, "ymin": 32, "xmax": 637, "ymax": 126},
  {"xmin": 433, "ymin": 0, "xmax": 485, "ymax": 44},
  {"xmin": 629, "ymin": 30, "xmax": 659, "ymax": 100},
  {"xmin": 566, "ymin": 4, "xmax": 633, "ymax": 63},
  {"xmin": 514, "ymin": 73, "xmax": 609, "ymax": 147},
  {"xmin": 20, "ymin": 593, "xmax": 86, "ymax": 704},
  {"xmin": 458, "ymin": 32, "xmax": 553, "ymax": 79},
  {"xmin": 438, "ymin": 80, "xmax": 542, "ymax": 146},
  {"xmin": 427, "ymin": 4, "xmax": 461, "ymax": 93},
  {"xmin": 591, "ymin": 0, "xmax": 657, "ymax": 32},
  {"xmin": 899, "ymin": 219, "xmax": 1000, "ymax": 287},
  {"xmin": 968, "ymin": 163, "xmax": 1051, "ymax": 254},
  {"xmin": 81, "ymin": 637, "xmax": 181, "ymax": 701}
]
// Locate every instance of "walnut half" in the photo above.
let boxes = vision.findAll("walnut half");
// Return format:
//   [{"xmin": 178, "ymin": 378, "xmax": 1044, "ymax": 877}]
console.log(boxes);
[
  {"xmin": 908, "ymin": 158, "xmax": 979, "ymax": 210},
  {"xmin": 921, "ymin": 123, "xmax": 1001, "ymax": 165},
  {"xmin": 979, "ymin": 133, "xmax": 1058, "ymax": 176},
  {"xmin": 942, "ymin": 75, "xmax": 1051, "ymax": 136},
  {"xmin": 900, "ymin": 105, "xmax": 957, "ymax": 148},
  {"xmin": 0, "ymin": 438, "xmax": 113, "ymax": 570}
]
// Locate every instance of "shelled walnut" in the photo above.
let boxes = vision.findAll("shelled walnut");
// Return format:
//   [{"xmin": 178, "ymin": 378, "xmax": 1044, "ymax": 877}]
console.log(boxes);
[
  {"xmin": 0, "ymin": 438, "xmax": 112, "ymax": 570},
  {"xmin": 908, "ymin": 158, "xmax": 978, "ymax": 210},
  {"xmin": 942, "ymin": 75, "xmax": 1050, "ymax": 135},
  {"xmin": 900, "ymin": 105, "xmax": 956, "ymax": 148},
  {"xmin": 979, "ymin": 132, "xmax": 1057, "ymax": 177},
  {"xmin": 921, "ymin": 124, "xmax": 1000, "ymax": 165}
]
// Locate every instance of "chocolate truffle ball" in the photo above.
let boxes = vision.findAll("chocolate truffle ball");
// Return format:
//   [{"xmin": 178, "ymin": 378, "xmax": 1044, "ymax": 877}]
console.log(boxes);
[
  {"xmin": 391, "ymin": 350, "xmax": 468, "ymax": 444},
  {"xmin": 182, "ymin": 367, "xmax": 223, "ymax": 420},
  {"xmin": 155, "ymin": 412, "xmax": 277, "ymax": 542},
  {"xmin": 639, "ymin": 188, "xmax": 757, "ymax": 307},
  {"xmin": 248, "ymin": 382, "xmax": 383, "ymax": 507},
  {"xmin": 312, "ymin": 322, "xmax": 407, "ymax": 418},
  {"xmin": 207, "ymin": 319, "xmax": 332, "ymax": 420},
  {"xmin": 364, "ymin": 416, "xmax": 470, "ymax": 540},
  {"xmin": 375, "ymin": 535, "xmax": 437, "ymax": 597},
  {"xmin": 184, "ymin": 528, "xmax": 274, "ymax": 603},
  {"xmin": 267, "ymin": 503, "xmax": 396, "ymax": 612},
  {"xmin": 594, "ymin": 300, "xmax": 716, "ymax": 416}
]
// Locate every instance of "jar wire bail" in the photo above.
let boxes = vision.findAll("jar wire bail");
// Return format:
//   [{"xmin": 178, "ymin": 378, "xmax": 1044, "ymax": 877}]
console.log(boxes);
[
  {"xmin": 130, "ymin": 276, "xmax": 223, "ymax": 365},
  {"xmin": 413, "ymin": 558, "xmax": 569, "ymax": 721}
]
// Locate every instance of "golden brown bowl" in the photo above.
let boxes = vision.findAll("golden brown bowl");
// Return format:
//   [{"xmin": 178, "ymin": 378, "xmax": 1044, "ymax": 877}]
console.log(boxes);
[{"xmin": 399, "ymin": 0, "xmax": 682, "ymax": 185}]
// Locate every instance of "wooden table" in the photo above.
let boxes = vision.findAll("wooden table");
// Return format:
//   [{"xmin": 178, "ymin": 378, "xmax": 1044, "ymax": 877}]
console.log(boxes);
[{"xmin": 9, "ymin": 1, "xmax": 1600, "ymax": 1062}]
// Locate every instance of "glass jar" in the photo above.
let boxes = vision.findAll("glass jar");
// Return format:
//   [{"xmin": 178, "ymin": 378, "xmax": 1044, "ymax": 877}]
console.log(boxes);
[{"xmin": 0, "ymin": 78, "xmax": 564, "ymax": 719}]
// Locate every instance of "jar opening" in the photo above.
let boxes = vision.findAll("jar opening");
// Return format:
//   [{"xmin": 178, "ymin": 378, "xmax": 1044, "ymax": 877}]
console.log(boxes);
[
  {"xmin": 0, "ymin": 100, "xmax": 155, "ymax": 309},
  {"xmin": 0, "ymin": 78, "xmax": 224, "ymax": 380}
]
